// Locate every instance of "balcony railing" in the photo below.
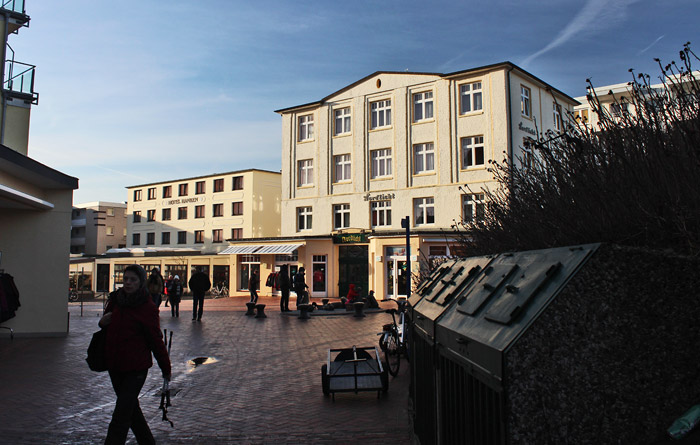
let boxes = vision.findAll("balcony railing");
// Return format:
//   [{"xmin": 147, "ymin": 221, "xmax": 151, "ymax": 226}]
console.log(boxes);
[
  {"xmin": 1, "ymin": 0, "xmax": 26, "ymax": 14},
  {"xmin": 4, "ymin": 59, "xmax": 38, "ymax": 103}
]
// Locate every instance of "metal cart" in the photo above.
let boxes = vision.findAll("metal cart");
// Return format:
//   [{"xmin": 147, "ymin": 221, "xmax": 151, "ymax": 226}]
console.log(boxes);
[{"xmin": 321, "ymin": 345, "xmax": 388, "ymax": 399}]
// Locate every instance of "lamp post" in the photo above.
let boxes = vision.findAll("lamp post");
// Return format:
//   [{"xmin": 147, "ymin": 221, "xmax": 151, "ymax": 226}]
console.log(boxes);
[{"xmin": 400, "ymin": 216, "xmax": 411, "ymax": 300}]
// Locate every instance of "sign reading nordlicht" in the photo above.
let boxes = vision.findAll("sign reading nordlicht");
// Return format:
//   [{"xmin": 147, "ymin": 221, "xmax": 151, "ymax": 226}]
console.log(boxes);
[{"xmin": 333, "ymin": 233, "xmax": 368, "ymax": 244}]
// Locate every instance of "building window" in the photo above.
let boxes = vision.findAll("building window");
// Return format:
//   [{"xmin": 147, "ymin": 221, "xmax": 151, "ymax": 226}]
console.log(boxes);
[
  {"xmin": 146, "ymin": 232, "xmax": 155, "ymax": 245},
  {"xmin": 132, "ymin": 233, "xmax": 141, "ymax": 245},
  {"xmin": 213, "ymin": 229, "xmax": 223, "ymax": 243},
  {"xmin": 162, "ymin": 208, "xmax": 171, "ymax": 221},
  {"xmin": 610, "ymin": 102, "xmax": 629, "ymax": 118},
  {"xmin": 178, "ymin": 183, "xmax": 188, "ymax": 196},
  {"xmin": 106, "ymin": 208, "xmax": 115, "ymax": 216},
  {"xmin": 133, "ymin": 189, "xmax": 142, "ymax": 201},
  {"xmin": 178, "ymin": 207, "xmax": 188, "ymax": 220},
  {"xmin": 298, "ymin": 114, "xmax": 314, "ymax": 141},
  {"xmin": 232, "ymin": 202, "xmax": 243, "ymax": 216},
  {"xmin": 370, "ymin": 99, "xmax": 392, "ymax": 129},
  {"xmin": 213, "ymin": 178, "xmax": 224, "ymax": 192},
  {"xmin": 195, "ymin": 230, "xmax": 204, "ymax": 244},
  {"xmin": 133, "ymin": 211, "xmax": 141, "ymax": 223},
  {"xmin": 123, "ymin": 228, "xmax": 127, "ymax": 236},
  {"xmin": 553, "ymin": 102, "xmax": 563, "ymax": 131},
  {"xmin": 461, "ymin": 136, "xmax": 485, "ymax": 168},
  {"xmin": 575, "ymin": 109, "xmax": 589, "ymax": 123},
  {"xmin": 195, "ymin": 181, "xmax": 205, "ymax": 195},
  {"xmin": 460, "ymin": 82, "xmax": 483, "ymax": 114},
  {"xmin": 413, "ymin": 91, "xmax": 434, "ymax": 122},
  {"xmin": 298, "ymin": 159, "xmax": 313, "ymax": 187},
  {"xmin": 334, "ymin": 107, "xmax": 351, "ymax": 135},
  {"xmin": 163, "ymin": 185, "xmax": 172, "ymax": 198},
  {"xmin": 195, "ymin": 205, "xmax": 205, "ymax": 218},
  {"xmin": 430, "ymin": 245, "xmax": 448, "ymax": 257},
  {"xmin": 370, "ymin": 148, "xmax": 392, "ymax": 179},
  {"xmin": 231, "ymin": 228, "xmax": 243, "ymax": 240},
  {"xmin": 147, "ymin": 210, "xmax": 155, "ymax": 222},
  {"xmin": 147, "ymin": 187, "xmax": 156, "ymax": 200},
  {"xmin": 413, "ymin": 143, "xmax": 435, "ymax": 174},
  {"xmin": 232, "ymin": 176, "xmax": 244, "ymax": 190},
  {"xmin": 106, "ymin": 226, "xmax": 114, "ymax": 236},
  {"xmin": 162, "ymin": 232, "xmax": 171, "ymax": 245},
  {"xmin": 334, "ymin": 154, "xmax": 351, "ymax": 183},
  {"xmin": 297, "ymin": 206, "xmax": 313, "ymax": 231},
  {"xmin": 371, "ymin": 200, "xmax": 392, "ymax": 227},
  {"xmin": 414, "ymin": 197, "xmax": 435, "ymax": 226},
  {"xmin": 462, "ymin": 193, "xmax": 485, "ymax": 223},
  {"xmin": 523, "ymin": 137, "xmax": 534, "ymax": 170},
  {"xmin": 521, "ymin": 85, "xmax": 531, "ymax": 117},
  {"xmin": 177, "ymin": 231, "xmax": 187, "ymax": 244},
  {"xmin": 333, "ymin": 204, "xmax": 350, "ymax": 230},
  {"xmin": 213, "ymin": 203, "xmax": 223, "ymax": 217}
]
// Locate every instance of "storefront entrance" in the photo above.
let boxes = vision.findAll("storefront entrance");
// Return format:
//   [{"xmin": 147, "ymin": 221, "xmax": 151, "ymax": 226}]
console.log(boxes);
[
  {"xmin": 239, "ymin": 255, "xmax": 260, "ymax": 292},
  {"xmin": 338, "ymin": 245, "xmax": 368, "ymax": 299},
  {"xmin": 386, "ymin": 246, "xmax": 408, "ymax": 299}
]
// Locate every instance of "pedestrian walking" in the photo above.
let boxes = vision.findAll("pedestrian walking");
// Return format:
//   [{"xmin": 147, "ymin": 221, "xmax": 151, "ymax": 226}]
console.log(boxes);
[
  {"xmin": 163, "ymin": 275, "xmax": 172, "ymax": 307},
  {"xmin": 146, "ymin": 267, "xmax": 164, "ymax": 308},
  {"xmin": 98, "ymin": 264, "xmax": 171, "ymax": 444},
  {"xmin": 188, "ymin": 267, "xmax": 211, "ymax": 321},
  {"xmin": 279, "ymin": 265, "xmax": 291, "ymax": 312},
  {"xmin": 168, "ymin": 275, "xmax": 182, "ymax": 317},
  {"xmin": 249, "ymin": 269, "xmax": 259, "ymax": 304},
  {"xmin": 293, "ymin": 267, "xmax": 309, "ymax": 309}
]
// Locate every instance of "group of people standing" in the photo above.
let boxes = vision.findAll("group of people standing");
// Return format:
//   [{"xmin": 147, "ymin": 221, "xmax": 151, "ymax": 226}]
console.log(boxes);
[{"xmin": 145, "ymin": 267, "xmax": 210, "ymax": 321}]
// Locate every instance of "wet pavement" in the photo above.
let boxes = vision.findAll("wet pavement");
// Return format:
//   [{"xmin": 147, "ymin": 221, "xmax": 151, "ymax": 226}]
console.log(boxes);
[{"xmin": 0, "ymin": 296, "xmax": 413, "ymax": 444}]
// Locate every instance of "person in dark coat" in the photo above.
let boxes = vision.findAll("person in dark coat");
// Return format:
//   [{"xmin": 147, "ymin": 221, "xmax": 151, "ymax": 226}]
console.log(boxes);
[
  {"xmin": 146, "ymin": 267, "xmax": 164, "ymax": 308},
  {"xmin": 249, "ymin": 269, "xmax": 259, "ymax": 303},
  {"xmin": 168, "ymin": 275, "xmax": 183, "ymax": 317},
  {"xmin": 188, "ymin": 268, "xmax": 211, "ymax": 321},
  {"xmin": 279, "ymin": 265, "xmax": 291, "ymax": 312},
  {"xmin": 98, "ymin": 264, "xmax": 171, "ymax": 444},
  {"xmin": 293, "ymin": 267, "xmax": 309, "ymax": 309}
]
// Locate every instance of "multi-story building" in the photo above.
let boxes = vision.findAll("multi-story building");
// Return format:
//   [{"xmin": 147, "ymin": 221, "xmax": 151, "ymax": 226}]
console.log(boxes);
[
  {"xmin": 0, "ymin": 4, "xmax": 78, "ymax": 337},
  {"xmin": 70, "ymin": 202, "xmax": 127, "ymax": 255}
]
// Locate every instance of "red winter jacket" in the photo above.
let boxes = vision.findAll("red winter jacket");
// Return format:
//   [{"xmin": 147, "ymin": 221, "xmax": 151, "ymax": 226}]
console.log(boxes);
[{"xmin": 104, "ymin": 292, "xmax": 171, "ymax": 376}]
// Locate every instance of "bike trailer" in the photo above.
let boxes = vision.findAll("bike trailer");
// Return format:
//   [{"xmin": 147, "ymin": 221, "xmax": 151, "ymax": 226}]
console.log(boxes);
[{"xmin": 321, "ymin": 345, "xmax": 388, "ymax": 399}]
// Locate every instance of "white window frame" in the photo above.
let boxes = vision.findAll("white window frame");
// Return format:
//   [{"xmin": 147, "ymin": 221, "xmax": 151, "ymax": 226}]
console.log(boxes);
[
  {"xmin": 298, "ymin": 114, "xmax": 314, "ymax": 141},
  {"xmin": 553, "ymin": 102, "xmax": 562, "ymax": 131},
  {"xmin": 298, "ymin": 159, "xmax": 314, "ymax": 187},
  {"xmin": 413, "ymin": 91, "xmax": 434, "ymax": 122},
  {"xmin": 333, "ymin": 204, "xmax": 350, "ymax": 230},
  {"xmin": 521, "ymin": 85, "xmax": 531, "ymax": 117},
  {"xmin": 334, "ymin": 107, "xmax": 351, "ymax": 135},
  {"xmin": 460, "ymin": 82, "xmax": 483, "ymax": 114},
  {"xmin": 370, "ymin": 148, "xmax": 392, "ymax": 179},
  {"xmin": 371, "ymin": 200, "xmax": 392, "ymax": 227},
  {"xmin": 462, "ymin": 193, "xmax": 485, "ymax": 223},
  {"xmin": 461, "ymin": 136, "xmax": 485, "ymax": 168},
  {"xmin": 413, "ymin": 197, "xmax": 435, "ymax": 226},
  {"xmin": 106, "ymin": 226, "xmax": 114, "ymax": 236},
  {"xmin": 333, "ymin": 154, "xmax": 351, "ymax": 183},
  {"xmin": 370, "ymin": 99, "xmax": 392, "ymax": 129},
  {"xmin": 413, "ymin": 143, "xmax": 435, "ymax": 174},
  {"xmin": 297, "ymin": 206, "xmax": 313, "ymax": 231}
]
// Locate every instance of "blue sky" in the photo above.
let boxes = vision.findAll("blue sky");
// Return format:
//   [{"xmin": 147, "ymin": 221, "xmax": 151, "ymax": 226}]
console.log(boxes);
[{"xmin": 12, "ymin": 0, "xmax": 700, "ymax": 204}]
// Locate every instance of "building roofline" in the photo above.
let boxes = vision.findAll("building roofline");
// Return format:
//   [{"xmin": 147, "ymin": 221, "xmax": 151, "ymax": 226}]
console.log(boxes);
[
  {"xmin": 75, "ymin": 201, "xmax": 127, "ymax": 208},
  {"xmin": 126, "ymin": 168, "xmax": 281, "ymax": 189},
  {"xmin": 0, "ymin": 144, "xmax": 78, "ymax": 190}
]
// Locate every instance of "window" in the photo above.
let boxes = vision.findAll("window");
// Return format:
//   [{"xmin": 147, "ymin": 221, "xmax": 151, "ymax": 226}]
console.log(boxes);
[
  {"xmin": 461, "ymin": 136, "xmax": 485, "ymax": 168},
  {"xmin": 370, "ymin": 148, "xmax": 392, "ymax": 179},
  {"xmin": 460, "ymin": 82, "xmax": 483, "ymax": 114},
  {"xmin": 232, "ymin": 202, "xmax": 243, "ymax": 216},
  {"xmin": 231, "ymin": 228, "xmax": 243, "ymax": 240},
  {"xmin": 195, "ymin": 230, "xmax": 204, "ymax": 244},
  {"xmin": 178, "ymin": 207, "xmax": 187, "ymax": 220},
  {"xmin": 162, "ymin": 208, "xmax": 171, "ymax": 221},
  {"xmin": 163, "ymin": 185, "xmax": 172, "ymax": 198},
  {"xmin": 298, "ymin": 159, "xmax": 313, "ymax": 187},
  {"xmin": 213, "ymin": 203, "xmax": 223, "ymax": 217},
  {"xmin": 298, "ymin": 114, "xmax": 314, "ymax": 141},
  {"xmin": 106, "ymin": 208, "xmax": 115, "ymax": 216},
  {"xmin": 133, "ymin": 189, "xmax": 142, "ymax": 201},
  {"xmin": 195, "ymin": 205, "xmax": 205, "ymax": 218},
  {"xmin": 334, "ymin": 107, "xmax": 351, "ymax": 135},
  {"xmin": 123, "ymin": 228, "xmax": 127, "ymax": 236},
  {"xmin": 370, "ymin": 99, "xmax": 392, "ymax": 129},
  {"xmin": 333, "ymin": 204, "xmax": 350, "ymax": 229},
  {"xmin": 162, "ymin": 232, "xmax": 171, "ymax": 245},
  {"xmin": 132, "ymin": 233, "xmax": 141, "ymax": 245},
  {"xmin": 521, "ymin": 85, "xmax": 531, "ymax": 117},
  {"xmin": 146, "ymin": 232, "xmax": 155, "ymax": 245},
  {"xmin": 413, "ymin": 143, "xmax": 435, "ymax": 174},
  {"xmin": 429, "ymin": 245, "xmax": 448, "ymax": 257},
  {"xmin": 213, "ymin": 178, "xmax": 224, "ymax": 192},
  {"xmin": 232, "ymin": 176, "xmax": 244, "ymax": 190},
  {"xmin": 413, "ymin": 91, "xmax": 434, "ymax": 122},
  {"xmin": 523, "ymin": 137, "xmax": 534, "ymax": 170},
  {"xmin": 371, "ymin": 200, "xmax": 392, "ymax": 227},
  {"xmin": 195, "ymin": 181, "xmax": 205, "ymax": 195},
  {"xmin": 147, "ymin": 210, "xmax": 155, "ymax": 222},
  {"xmin": 553, "ymin": 102, "xmax": 563, "ymax": 131},
  {"xmin": 178, "ymin": 183, "xmax": 188, "ymax": 196},
  {"xmin": 610, "ymin": 102, "xmax": 629, "ymax": 118},
  {"xmin": 133, "ymin": 211, "xmax": 141, "ymax": 223},
  {"xmin": 334, "ymin": 154, "xmax": 351, "ymax": 183},
  {"xmin": 462, "ymin": 193, "xmax": 485, "ymax": 223},
  {"xmin": 575, "ymin": 109, "xmax": 589, "ymax": 123},
  {"xmin": 106, "ymin": 226, "xmax": 114, "ymax": 236},
  {"xmin": 213, "ymin": 229, "xmax": 223, "ymax": 243},
  {"xmin": 297, "ymin": 206, "xmax": 313, "ymax": 231},
  {"xmin": 147, "ymin": 188, "xmax": 156, "ymax": 200},
  {"xmin": 177, "ymin": 231, "xmax": 187, "ymax": 244},
  {"xmin": 414, "ymin": 197, "xmax": 435, "ymax": 226}
]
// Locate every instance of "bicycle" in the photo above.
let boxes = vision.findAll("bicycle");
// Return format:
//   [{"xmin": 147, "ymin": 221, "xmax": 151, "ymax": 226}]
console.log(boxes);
[
  {"xmin": 210, "ymin": 284, "xmax": 229, "ymax": 299},
  {"xmin": 378, "ymin": 297, "xmax": 410, "ymax": 377},
  {"xmin": 68, "ymin": 288, "xmax": 78, "ymax": 302}
]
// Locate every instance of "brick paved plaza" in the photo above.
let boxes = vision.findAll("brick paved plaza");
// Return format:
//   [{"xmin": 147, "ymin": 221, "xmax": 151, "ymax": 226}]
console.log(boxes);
[{"xmin": 0, "ymin": 297, "xmax": 412, "ymax": 444}]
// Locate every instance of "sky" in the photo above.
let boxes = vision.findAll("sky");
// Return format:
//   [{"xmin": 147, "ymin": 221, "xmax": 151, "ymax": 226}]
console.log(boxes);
[{"xmin": 11, "ymin": 0, "xmax": 700, "ymax": 204}]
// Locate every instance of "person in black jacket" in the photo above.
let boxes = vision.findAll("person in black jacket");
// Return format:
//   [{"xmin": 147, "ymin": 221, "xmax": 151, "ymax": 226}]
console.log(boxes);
[
  {"xmin": 293, "ymin": 267, "xmax": 309, "ymax": 309},
  {"xmin": 249, "ymin": 269, "xmax": 259, "ymax": 304},
  {"xmin": 168, "ymin": 276, "xmax": 183, "ymax": 317},
  {"xmin": 188, "ymin": 268, "xmax": 211, "ymax": 321},
  {"xmin": 279, "ymin": 265, "xmax": 291, "ymax": 312}
]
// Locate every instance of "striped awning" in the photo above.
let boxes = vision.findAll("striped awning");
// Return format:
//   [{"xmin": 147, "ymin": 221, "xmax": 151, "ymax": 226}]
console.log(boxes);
[{"xmin": 218, "ymin": 243, "xmax": 303, "ymax": 255}]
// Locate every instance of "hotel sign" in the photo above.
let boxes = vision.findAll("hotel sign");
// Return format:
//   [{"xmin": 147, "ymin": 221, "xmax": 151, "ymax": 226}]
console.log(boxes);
[
  {"xmin": 333, "ymin": 233, "xmax": 368, "ymax": 244},
  {"xmin": 518, "ymin": 122, "xmax": 537, "ymax": 136},
  {"xmin": 363, "ymin": 192, "xmax": 396, "ymax": 202},
  {"xmin": 163, "ymin": 197, "xmax": 203, "ymax": 206}
]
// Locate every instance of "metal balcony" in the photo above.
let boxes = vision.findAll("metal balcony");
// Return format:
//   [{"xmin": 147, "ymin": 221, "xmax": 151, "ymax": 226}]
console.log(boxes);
[
  {"xmin": 3, "ymin": 59, "xmax": 38, "ymax": 104},
  {"xmin": 1, "ymin": 0, "xmax": 30, "ymax": 32}
]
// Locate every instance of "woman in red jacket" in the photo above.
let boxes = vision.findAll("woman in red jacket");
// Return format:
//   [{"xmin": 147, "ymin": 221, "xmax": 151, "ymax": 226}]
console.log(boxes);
[{"xmin": 99, "ymin": 264, "xmax": 171, "ymax": 444}]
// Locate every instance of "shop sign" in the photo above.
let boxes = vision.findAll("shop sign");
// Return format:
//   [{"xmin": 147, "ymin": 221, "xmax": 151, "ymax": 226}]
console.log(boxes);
[
  {"xmin": 363, "ymin": 192, "xmax": 396, "ymax": 202},
  {"xmin": 518, "ymin": 122, "xmax": 537, "ymax": 136},
  {"xmin": 164, "ymin": 196, "xmax": 203, "ymax": 206},
  {"xmin": 333, "ymin": 233, "xmax": 368, "ymax": 244}
]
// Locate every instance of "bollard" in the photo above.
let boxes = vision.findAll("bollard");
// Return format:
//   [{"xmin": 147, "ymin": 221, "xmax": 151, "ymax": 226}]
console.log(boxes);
[
  {"xmin": 353, "ymin": 302, "xmax": 366, "ymax": 317},
  {"xmin": 254, "ymin": 304, "xmax": 267, "ymax": 318},
  {"xmin": 245, "ymin": 302, "xmax": 256, "ymax": 316},
  {"xmin": 321, "ymin": 298, "xmax": 329, "ymax": 307},
  {"xmin": 298, "ymin": 304, "xmax": 311, "ymax": 319}
]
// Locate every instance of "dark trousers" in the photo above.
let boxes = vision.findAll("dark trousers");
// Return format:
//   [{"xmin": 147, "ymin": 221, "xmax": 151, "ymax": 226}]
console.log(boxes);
[
  {"xmin": 280, "ymin": 288, "xmax": 290, "ymax": 311},
  {"xmin": 105, "ymin": 370, "xmax": 154, "ymax": 445},
  {"xmin": 249, "ymin": 288, "xmax": 258, "ymax": 303},
  {"xmin": 171, "ymin": 301, "xmax": 179, "ymax": 317},
  {"xmin": 192, "ymin": 293, "xmax": 204, "ymax": 320}
]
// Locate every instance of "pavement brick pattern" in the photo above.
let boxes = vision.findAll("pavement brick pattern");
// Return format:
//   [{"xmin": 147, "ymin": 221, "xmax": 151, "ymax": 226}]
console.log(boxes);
[{"xmin": 0, "ymin": 297, "xmax": 413, "ymax": 444}]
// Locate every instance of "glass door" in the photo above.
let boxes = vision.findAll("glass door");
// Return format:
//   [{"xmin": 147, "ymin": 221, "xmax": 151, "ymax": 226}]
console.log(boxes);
[{"xmin": 386, "ymin": 257, "xmax": 408, "ymax": 299}]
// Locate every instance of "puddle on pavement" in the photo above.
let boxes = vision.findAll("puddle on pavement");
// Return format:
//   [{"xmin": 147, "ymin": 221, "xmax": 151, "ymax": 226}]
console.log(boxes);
[{"xmin": 187, "ymin": 356, "xmax": 219, "ymax": 373}]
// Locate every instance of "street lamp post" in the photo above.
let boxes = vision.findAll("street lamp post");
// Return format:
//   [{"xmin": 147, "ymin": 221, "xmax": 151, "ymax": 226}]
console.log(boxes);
[{"xmin": 400, "ymin": 216, "xmax": 411, "ymax": 300}]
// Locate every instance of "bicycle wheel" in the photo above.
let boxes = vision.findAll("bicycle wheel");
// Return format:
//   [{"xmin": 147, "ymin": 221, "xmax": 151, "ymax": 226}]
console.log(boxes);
[{"xmin": 384, "ymin": 329, "xmax": 401, "ymax": 377}]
